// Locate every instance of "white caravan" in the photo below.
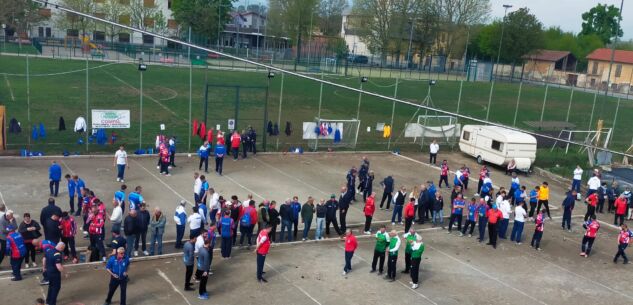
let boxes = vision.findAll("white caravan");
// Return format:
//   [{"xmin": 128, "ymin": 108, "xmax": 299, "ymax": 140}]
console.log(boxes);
[{"xmin": 459, "ymin": 125, "xmax": 537, "ymax": 171}]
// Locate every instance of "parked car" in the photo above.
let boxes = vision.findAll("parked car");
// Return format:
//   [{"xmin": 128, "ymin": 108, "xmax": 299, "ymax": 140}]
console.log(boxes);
[{"xmin": 347, "ymin": 55, "xmax": 369, "ymax": 64}]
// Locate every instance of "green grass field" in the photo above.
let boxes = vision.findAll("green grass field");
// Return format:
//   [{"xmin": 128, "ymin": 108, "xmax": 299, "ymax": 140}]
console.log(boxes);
[{"xmin": 0, "ymin": 55, "xmax": 629, "ymax": 166}]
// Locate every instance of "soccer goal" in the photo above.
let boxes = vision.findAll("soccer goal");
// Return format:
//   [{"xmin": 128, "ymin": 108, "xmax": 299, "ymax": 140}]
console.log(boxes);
[
  {"xmin": 320, "ymin": 58, "xmax": 338, "ymax": 73},
  {"xmin": 302, "ymin": 118, "xmax": 360, "ymax": 150}
]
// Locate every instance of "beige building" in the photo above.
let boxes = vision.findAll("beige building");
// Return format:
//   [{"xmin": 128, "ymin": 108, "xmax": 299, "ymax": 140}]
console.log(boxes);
[
  {"xmin": 586, "ymin": 48, "xmax": 633, "ymax": 92},
  {"xmin": 522, "ymin": 49, "xmax": 578, "ymax": 85}
]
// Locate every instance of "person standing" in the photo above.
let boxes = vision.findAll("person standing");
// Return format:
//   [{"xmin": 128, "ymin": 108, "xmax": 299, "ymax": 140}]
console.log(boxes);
[
  {"xmin": 358, "ymin": 157, "xmax": 370, "ymax": 194},
  {"xmin": 168, "ymin": 137, "xmax": 177, "ymax": 167},
  {"xmin": 613, "ymin": 224, "xmax": 633, "ymax": 264},
  {"xmin": 239, "ymin": 201, "xmax": 258, "ymax": 248},
  {"xmin": 49, "ymin": 161, "xmax": 62, "ymax": 197},
  {"xmin": 315, "ymin": 199, "xmax": 326, "ymax": 240},
  {"xmin": 182, "ymin": 235, "xmax": 196, "ymax": 291},
  {"xmin": 123, "ymin": 210, "xmax": 138, "ymax": 258},
  {"xmin": 215, "ymin": 141, "xmax": 226, "ymax": 175},
  {"xmin": 448, "ymin": 194, "xmax": 465, "ymax": 234},
  {"xmin": 114, "ymin": 184, "xmax": 127, "ymax": 212},
  {"xmin": 614, "ymin": 194, "xmax": 628, "ymax": 226},
  {"xmin": 429, "ymin": 139, "xmax": 439, "ymax": 165},
  {"xmin": 255, "ymin": 225, "xmax": 272, "ymax": 282},
  {"xmin": 391, "ymin": 187, "xmax": 407, "ymax": 225},
  {"xmin": 290, "ymin": 196, "xmax": 302, "ymax": 241},
  {"xmin": 193, "ymin": 173, "xmax": 202, "ymax": 204},
  {"xmin": 363, "ymin": 171, "xmax": 375, "ymax": 203},
  {"xmin": 409, "ymin": 235, "xmax": 425, "ymax": 289},
  {"xmin": 403, "ymin": 198, "xmax": 416, "ymax": 233},
  {"xmin": 325, "ymin": 195, "xmax": 342, "ymax": 238},
  {"xmin": 401, "ymin": 228, "xmax": 420, "ymax": 274},
  {"xmin": 301, "ymin": 197, "xmax": 315, "ymax": 241},
  {"xmin": 41, "ymin": 198, "xmax": 62, "ymax": 243},
  {"xmin": 158, "ymin": 142, "xmax": 171, "ymax": 176},
  {"xmin": 417, "ymin": 184, "xmax": 429, "ymax": 224},
  {"xmin": 60, "ymin": 212, "xmax": 77, "ymax": 263},
  {"xmin": 148, "ymin": 207, "xmax": 166, "ymax": 256},
  {"xmin": 370, "ymin": 226, "xmax": 389, "ymax": 275},
  {"xmin": 385, "ymin": 230, "xmax": 401, "ymax": 282},
  {"xmin": 342, "ymin": 229, "xmax": 358, "ymax": 275},
  {"xmin": 219, "ymin": 210, "xmax": 234, "ymax": 258},
  {"xmin": 268, "ymin": 201, "xmax": 279, "ymax": 243},
  {"xmin": 198, "ymin": 141, "xmax": 210, "ymax": 173},
  {"xmin": 6, "ymin": 225, "xmax": 26, "ymax": 281},
  {"xmin": 379, "ymin": 176, "xmax": 394, "ymax": 210},
  {"xmin": 561, "ymin": 190, "xmax": 576, "ymax": 232},
  {"xmin": 461, "ymin": 198, "xmax": 477, "ymax": 237},
  {"xmin": 87, "ymin": 206, "xmax": 106, "ymax": 261},
  {"xmin": 110, "ymin": 200, "xmax": 123, "ymax": 245},
  {"xmin": 477, "ymin": 165, "xmax": 488, "ymax": 194},
  {"xmin": 580, "ymin": 214, "xmax": 600, "ymax": 258},
  {"xmin": 528, "ymin": 186, "xmax": 539, "ymax": 220},
  {"xmin": 597, "ymin": 182, "xmax": 607, "ymax": 214},
  {"xmin": 43, "ymin": 242, "xmax": 65, "ymax": 305},
  {"xmin": 73, "ymin": 175, "xmax": 86, "ymax": 217},
  {"xmin": 432, "ymin": 191, "xmax": 444, "ymax": 229},
  {"xmin": 248, "ymin": 126, "xmax": 257, "ymax": 155},
  {"xmin": 346, "ymin": 167, "xmax": 357, "ymax": 202},
  {"xmin": 230, "ymin": 130, "xmax": 241, "ymax": 160},
  {"xmin": 510, "ymin": 202, "xmax": 528, "ymax": 244},
  {"xmin": 587, "ymin": 172, "xmax": 601, "ymax": 197},
  {"xmin": 240, "ymin": 129, "xmax": 250, "ymax": 159},
  {"xmin": 536, "ymin": 182, "xmax": 551, "ymax": 219},
  {"xmin": 104, "ymin": 247, "xmax": 130, "ymax": 305},
  {"xmin": 363, "ymin": 192, "xmax": 376, "ymax": 234},
  {"xmin": 174, "ymin": 201, "xmax": 187, "ymax": 249},
  {"xmin": 497, "ymin": 195, "xmax": 511, "ymax": 239},
  {"xmin": 135, "ymin": 204, "xmax": 150, "ymax": 256},
  {"xmin": 279, "ymin": 199, "xmax": 293, "ymax": 242},
  {"xmin": 438, "ymin": 160, "xmax": 449, "ymax": 188},
  {"xmin": 64, "ymin": 175, "xmax": 77, "ymax": 214},
  {"xmin": 486, "ymin": 204, "xmax": 502, "ymax": 249},
  {"xmin": 127, "ymin": 186, "xmax": 145, "ymax": 212},
  {"xmin": 531, "ymin": 209, "xmax": 545, "ymax": 251},
  {"xmin": 196, "ymin": 240, "xmax": 211, "ymax": 300},
  {"xmin": 572, "ymin": 165, "xmax": 583, "ymax": 194},
  {"xmin": 339, "ymin": 188, "xmax": 352, "ymax": 232},
  {"xmin": 18, "ymin": 213, "xmax": 42, "ymax": 268},
  {"xmin": 585, "ymin": 191, "xmax": 598, "ymax": 221},
  {"xmin": 114, "ymin": 145, "xmax": 128, "ymax": 183}
]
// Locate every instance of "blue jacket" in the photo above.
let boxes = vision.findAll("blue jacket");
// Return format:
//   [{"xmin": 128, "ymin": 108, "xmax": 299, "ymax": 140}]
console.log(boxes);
[
  {"xmin": 514, "ymin": 189, "xmax": 524, "ymax": 202},
  {"xmin": 128, "ymin": 192, "xmax": 143, "ymax": 211},
  {"xmin": 75, "ymin": 179, "xmax": 85, "ymax": 197},
  {"xmin": 175, "ymin": 209, "xmax": 186, "ymax": 227},
  {"xmin": 67, "ymin": 179, "xmax": 77, "ymax": 196},
  {"xmin": 562, "ymin": 193, "xmax": 575, "ymax": 210},
  {"xmin": 290, "ymin": 202, "xmax": 302, "ymax": 220},
  {"xmin": 198, "ymin": 145, "xmax": 209, "ymax": 158},
  {"xmin": 114, "ymin": 190, "xmax": 126, "ymax": 204},
  {"xmin": 182, "ymin": 241, "xmax": 194, "ymax": 266},
  {"xmin": 106, "ymin": 255, "xmax": 130, "ymax": 279},
  {"xmin": 428, "ymin": 184, "xmax": 437, "ymax": 199},
  {"xmin": 49, "ymin": 163, "xmax": 62, "ymax": 181},
  {"xmin": 215, "ymin": 144, "xmax": 226, "ymax": 157}
]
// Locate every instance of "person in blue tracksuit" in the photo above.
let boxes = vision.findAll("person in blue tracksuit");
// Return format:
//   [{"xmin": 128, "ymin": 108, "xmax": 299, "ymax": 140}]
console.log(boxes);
[
  {"xmin": 128, "ymin": 186, "xmax": 144, "ymax": 212},
  {"xmin": 73, "ymin": 175, "xmax": 86, "ymax": 217},
  {"xmin": 461, "ymin": 198, "xmax": 477, "ymax": 237},
  {"xmin": 64, "ymin": 175, "xmax": 77, "ymax": 214},
  {"xmin": 104, "ymin": 247, "xmax": 130, "ymax": 305},
  {"xmin": 215, "ymin": 142, "xmax": 226, "ymax": 175},
  {"xmin": 198, "ymin": 141, "xmax": 210, "ymax": 173},
  {"xmin": 49, "ymin": 161, "xmax": 62, "ymax": 197},
  {"xmin": 114, "ymin": 185, "xmax": 127, "ymax": 212},
  {"xmin": 561, "ymin": 190, "xmax": 576, "ymax": 231},
  {"xmin": 476, "ymin": 199, "xmax": 489, "ymax": 243},
  {"xmin": 290, "ymin": 197, "xmax": 302, "ymax": 241},
  {"xmin": 339, "ymin": 188, "xmax": 353, "ymax": 232},
  {"xmin": 168, "ymin": 137, "xmax": 177, "ymax": 167}
]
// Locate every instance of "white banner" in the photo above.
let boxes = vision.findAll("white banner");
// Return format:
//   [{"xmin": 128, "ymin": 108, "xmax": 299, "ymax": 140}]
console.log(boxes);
[{"xmin": 91, "ymin": 110, "xmax": 131, "ymax": 128}]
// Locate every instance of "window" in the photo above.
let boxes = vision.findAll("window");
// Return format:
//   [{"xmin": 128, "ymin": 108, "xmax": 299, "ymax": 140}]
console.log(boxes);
[
  {"xmin": 93, "ymin": 31, "xmax": 105, "ymax": 41},
  {"xmin": 491, "ymin": 140, "xmax": 503, "ymax": 152},
  {"xmin": 38, "ymin": 27, "xmax": 44, "ymax": 37},
  {"xmin": 167, "ymin": 19, "xmax": 177, "ymax": 29},
  {"xmin": 142, "ymin": 34, "xmax": 154, "ymax": 44},
  {"xmin": 615, "ymin": 64, "xmax": 622, "ymax": 77},
  {"xmin": 591, "ymin": 62, "xmax": 598, "ymax": 75},
  {"xmin": 462, "ymin": 131, "xmax": 470, "ymax": 141},
  {"xmin": 168, "ymin": 0, "xmax": 172, "ymax": 9},
  {"xmin": 118, "ymin": 33, "xmax": 130, "ymax": 43},
  {"xmin": 67, "ymin": 29, "xmax": 79, "ymax": 37},
  {"xmin": 45, "ymin": 27, "xmax": 51, "ymax": 37}
]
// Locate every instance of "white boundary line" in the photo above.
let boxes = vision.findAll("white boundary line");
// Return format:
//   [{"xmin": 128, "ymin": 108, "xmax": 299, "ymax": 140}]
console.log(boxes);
[
  {"xmin": 336, "ymin": 245, "xmax": 439, "ymax": 305},
  {"xmin": 4, "ymin": 74, "xmax": 15, "ymax": 101},
  {"xmin": 130, "ymin": 159, "xmax": 192, "ymax": 206},
  {"xmin": 264, "ymin": 262, "xmax": 323, "ymax": 305},
  {"xmin": 0, "ymin": 189, "xmax": 6, "ymax": 206},
  {"xmin": 60, "ymin": 159, "xmax": 74, "ymax": 174},
  {"xmin": 222, "ymin": 174, "xmax": 265, "ymax": 200},
  {"xmin": 428, "ymin": 245, "xmax": 550, "ymax": 305},
  {"xmin": 157, "ymin": 269, "xmax": 194, "ymax": 305}
]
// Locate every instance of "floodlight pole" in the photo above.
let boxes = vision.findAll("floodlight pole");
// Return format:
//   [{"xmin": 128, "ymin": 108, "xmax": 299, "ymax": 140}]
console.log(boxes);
[
  {"xmin": 264, "ymin": 71, "xmax": 274, "ymax": 151},
  {"xmin": 356, "ymin": 77, "xmax": 368, "ymax": 120},
  {"xmin": 188, "ymin": 26, "xmax": 192, "ymax": 152},
  {"xmin": 275, "ymin": 73, "xmax": 285, "ymax": 151},
  {"xmin": 512, "ymin": 81, "xmax": 523, "ymax": 126},
  {"xmin": 495, "ymin": 5, "xmax": 512, "ymax": 79},
  {"xmin": 85, "ymin": 55, "xmax": 89, "ymax": 151},
  {"xmin": 485, "ymin": 81, "xmax": 494, "ymax": 120},
  {"xmin": 387, "ymin": 76, "xmax": 399, "ymax": 150},
  {"xmin": 139, "ymin": 58, "xmax": 144, "ymax": 150},
  {"xmin": 315, "ymin": 71, "xmax": 324, "ymax": 151},
  {"xmin": 26, "ymin": 54, "xmax": 31, "ymax": 147}
]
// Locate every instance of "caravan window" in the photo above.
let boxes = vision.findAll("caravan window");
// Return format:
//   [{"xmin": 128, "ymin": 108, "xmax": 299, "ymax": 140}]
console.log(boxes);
[
  {"xmin": 491, "ymin": 140, "xmax": 504, "ymax": 152},
  {"xmin": 462, "ymin": 131, "xmax": 470, "ymax": 141}
]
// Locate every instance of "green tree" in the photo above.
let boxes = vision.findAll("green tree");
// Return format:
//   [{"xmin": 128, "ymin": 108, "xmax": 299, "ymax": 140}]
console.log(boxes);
[
  {"xmin": 542, "ymin": 27, "xmax": 604, "ymax": 71},
  {"xmin": 581, "ymin": 3, "xmax": 623, "ymax": 45},
  {"xmin": 101, "ymin": 0, "xmax": 129, "ymax": 44},
  {"xmin": 436, "ymin": 0, "xmax": 491, "ymax": 59},
  {"xmin": 318, "ymin": 0, "xmax": 348, "ymax": 36},
  {"xmin": 268, "ymin": 0, "xmax": 320, "ymax": 70},
  {"xmin": 477, "ymin": 7, "xmax": 543, "ymax": 64},
  {"xmin": 54, "ymin": 0, "xmax": 96, "ymax": 37},
  {"xmin": 0, "ymin": 0, "xmax": 44, "ymax": 38},
  {"xmin": 171, "ymin": 0, "xmax": 234, "ymax": 45},
  {"xmin": 326, "ymin": 36, "xmax": 348, "ymax": 60}
]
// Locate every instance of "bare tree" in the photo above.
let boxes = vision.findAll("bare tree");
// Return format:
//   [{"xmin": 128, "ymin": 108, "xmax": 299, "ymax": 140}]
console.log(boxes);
[
  {"xmin": 54, "ymin": 0, "xmax": 96, "ymax": 38},
  {"xmin": 351, "ymin": 0, "xmax": 395, "ymax": 64},
  {"xmin": 318, "ymin": 0, "xmax": 348, "ymax": 36},
  {"xmin": 0, "ymin": 0, "xmax": 45, "ymax": 39},
  {"xmin": 437, "ymin": 0, "xmax": 490, "ymax": 59},
  {"xmin": 101, "ymin": 0, "xmax": 129, "ymax": 44}
]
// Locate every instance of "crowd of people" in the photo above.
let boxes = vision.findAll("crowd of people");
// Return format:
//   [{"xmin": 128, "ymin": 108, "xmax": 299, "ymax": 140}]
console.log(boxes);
[{"xmin": 3, "ymin": 145, "xmax": 633, "ymax": 304}]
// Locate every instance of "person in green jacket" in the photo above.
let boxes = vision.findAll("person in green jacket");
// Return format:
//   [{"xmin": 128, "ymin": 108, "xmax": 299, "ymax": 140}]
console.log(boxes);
[
  {"xmin": 401, "ymin": 228, "xmax": 420, "ymax": 274},
  {"xmin": 301, "ymin": 197, "xmax": 315, "ymax": 241},
  {"xmin": 385, "ymin": 230, "xmax": 401, "ymax": 282},
  {"xmin": 370, "ymin": 225, "xmax": 390, "ymax": 274},
  {"xmin": 409, "ymin": 235, "xmax": 425, "ymax": 289}
]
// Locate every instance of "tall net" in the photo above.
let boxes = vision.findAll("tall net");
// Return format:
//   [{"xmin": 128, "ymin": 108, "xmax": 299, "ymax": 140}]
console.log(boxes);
[{"xmin": 303, "ymin": 119, "xmax": 360, "ymax": 150}]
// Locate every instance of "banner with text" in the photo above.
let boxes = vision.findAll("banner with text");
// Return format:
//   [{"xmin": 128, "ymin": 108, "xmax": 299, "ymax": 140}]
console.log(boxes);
[{"xmin": 92, "ymin": 110, "xmax": 131, "ymax": 128}]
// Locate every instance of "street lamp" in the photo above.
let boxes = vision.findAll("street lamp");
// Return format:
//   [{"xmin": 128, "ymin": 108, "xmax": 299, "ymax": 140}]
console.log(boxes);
[
  {"xmin": 138, "ymin": 58, "xmax": 146, "ymax": 150},
  {"xmin": 494, "ymin": 4, "xmax": 513, "ymax": 79},
  {"xmin": 263, "ymin": 70, "xmax": 275, "ymax": 151},
  {"xmin": 356, "ymin": 76, "xmax": 368, "ymax": 120}
]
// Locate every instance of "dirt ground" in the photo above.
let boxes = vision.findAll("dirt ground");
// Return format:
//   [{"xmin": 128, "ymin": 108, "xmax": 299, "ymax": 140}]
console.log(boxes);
[{"xmin": 1, "ymin": 152, "xmax": 632, "ymax": 305}]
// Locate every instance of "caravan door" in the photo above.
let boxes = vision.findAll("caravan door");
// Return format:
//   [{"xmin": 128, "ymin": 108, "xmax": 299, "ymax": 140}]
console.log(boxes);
[{"xmin": 463, "ymin": 128, "xmax": 476, "ymax": 155}]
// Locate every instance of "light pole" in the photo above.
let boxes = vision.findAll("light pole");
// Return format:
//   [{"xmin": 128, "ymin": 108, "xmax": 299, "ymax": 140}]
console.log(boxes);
[
  {"xmin": 263, "ymin": 70, "xmax": 275, "ymax": 151},
  {"xmin": 356, "ymin": 76, "xmax": 368, "ymax": 120},
  {"xmin": 494, "ymin": 4, "xmax": 512, "ymax": 79},
  {"xmin": 406, "ymin": 20, "xmax": 414, "ymax": 69},
  {"xmin": 1, "ymin": 24, "xmax": 5, "ymax": 54},
  {"xmin": 604, "ymin": 0, "xmax": 624, "ymax": 98},
  {"xmin": 138, "ymin": 58, "xmax": 147, "ymax": 150}
]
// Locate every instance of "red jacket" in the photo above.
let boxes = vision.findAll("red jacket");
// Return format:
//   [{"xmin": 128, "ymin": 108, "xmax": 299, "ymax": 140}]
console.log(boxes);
[
  {"xmin": 404, "ymin": 203, "xmax": 415, "ymax": 219},
  {"xmin": 584, "ymin": 220, "xmax": 600, "ymax": 238},
  {"xmin": 586, "ymin": 193, "xmax": 598, "ymax": 207},
  {"xmin": 345, "ymin": 234, "xmax": 358, "ymax": 252},
  {"xmin": 257, "ymin": 230, "xmax": 271, "ymax": 255},
  {"xmin": 615, "ymin": 197, "xmax": 628, "ymax": 215},
  {"xmin": 364, "ymin": 196, "xmax": 375, "ymax": 216},
  {"xmin": 88, "ymin": 213, "xmax": 104, "ymax": 235},
  {"xmin": 230, "ymin": 134, "xmax": 241, "ymax": 148},
  {"xmin": 487, "ymin": 209, "xmax": 502, "ymax": 224},
  {"xmin": 239, "ymin": 206, "xmax": 258, "ymax": 225}
]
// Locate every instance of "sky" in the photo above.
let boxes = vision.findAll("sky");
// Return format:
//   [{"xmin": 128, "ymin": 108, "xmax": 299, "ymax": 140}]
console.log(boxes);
[{"xmin": 490, "ymin": 0, "xmax": 631, "ymax": 39}]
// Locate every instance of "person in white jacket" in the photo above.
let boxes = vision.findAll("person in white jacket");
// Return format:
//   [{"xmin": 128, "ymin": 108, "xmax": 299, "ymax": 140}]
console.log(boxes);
[
  {"xmin": 174, "ymin": 201, "xmax": 187, "ymax": 248},
  {"xmin": 497, "ymin": 193, "xmax": 512, "ymax": 239}
]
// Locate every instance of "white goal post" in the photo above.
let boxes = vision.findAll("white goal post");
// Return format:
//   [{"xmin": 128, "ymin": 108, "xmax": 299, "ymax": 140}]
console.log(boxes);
[{"xmin": 303, "ymin": 118, "xmax": 360, "ymax": 149}]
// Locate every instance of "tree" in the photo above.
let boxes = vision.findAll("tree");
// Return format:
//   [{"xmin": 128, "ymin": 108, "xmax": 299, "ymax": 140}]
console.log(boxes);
[
  {"xmin": 581, "ymin": 3, "xmax": 622, "ymax": 45},
  {"xmin": 318, "ymin": 0, "xmax": 348, "ymax": 36},
  {"xmin": 326, "ymin": 36, "xmax": 348, "ymax": 60},
  {"xmin": 351, "ymin": 0, "xmax": 397, "ymax": 63},
  {"xmin": 436, "ymin": 0, "xmax": 490, "ymax": 59},
  {"xmin": 542, "ymin": 27, "xmax": 604, "ymax": 71},
  {"xmin": 171, "ymin": 0, "xmax": 234, "ymax": 45},
  {"xmin": 267, "ymin": 0, "xmax": 320, "ymax": 70},
  {"xmin": 101, "ymin": 0, "xmax": 129, "ymax": 44},
  {"xmin": 477, "ymin": 7, "xmax": 543, "ymax": 64},
  {"xmin": 0, "ymin": 0, "xmax": 45, "ymax": 38},
  {"xmin": 54, "ymin": 0, "xmax": 96, "ymax": 37}
]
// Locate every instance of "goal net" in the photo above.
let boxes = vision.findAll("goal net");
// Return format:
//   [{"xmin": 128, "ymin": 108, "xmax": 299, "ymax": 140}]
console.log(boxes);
[
  {"xmin": 320, "ymin": 58, "xmax": 337, "ymax": 73},
  {"xmin": 303, "ymin": 118, "xmax": 360, "ymax": 150},
  {"xmin": 404, "ymin": 115, "xmax": 460, "ymax": 143}
]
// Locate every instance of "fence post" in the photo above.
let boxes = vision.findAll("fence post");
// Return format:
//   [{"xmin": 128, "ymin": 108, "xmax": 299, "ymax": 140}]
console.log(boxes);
[
  {"xmin": 613, "ymin": 97, "xmax": 621, "ymax": 135},
  {"xmin": 456, "ymin": 80, "xmax": 463, "ymax": 119},
  {"xmin": 565, "ymin": 86, "xmax": 574, "ymax": 122},
  {"xmin": 275, "ymin": 73, "xmax": 285, "ymax": 151},
  {"xmin": 588, "ymin": 93, "xmax": 597, "ymax": 130},
  {"xmin": 387, "ymin": 76, "xmax": 399, "ymax": 151},
  {"xmin": 85, "ymin": 56, "xmax": 89, "ymax": 151},
  {"xmin": 315, "ymin": 72, "xmax": 324, "ymax": 151},
  {"xmin": 539, "ymin": 84, "xmax": 549, "ymax": 122},
  {"xmin": 485, "ymin": 81, "xmax": 494, "ymax": 120},
  {"xmin": 512, "ymin": 82, "xmax": 523, "ymax": 126}
]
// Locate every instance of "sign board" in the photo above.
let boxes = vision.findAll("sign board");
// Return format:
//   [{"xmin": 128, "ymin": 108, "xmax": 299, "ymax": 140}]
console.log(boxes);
[
  {"xmin": 160, "ymin": 124, "xmax": 165, "ymax": 131},
  {"xmin": 228, "ymin": 119, "xmax": 235, "ymax": 130},
  {"xmin": 91, "ymin": 110, "xmax": 130, "ymax": 128}
]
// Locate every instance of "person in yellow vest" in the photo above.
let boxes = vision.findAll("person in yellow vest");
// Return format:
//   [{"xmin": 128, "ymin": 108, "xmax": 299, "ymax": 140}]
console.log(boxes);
[
  {"xmin": 536, "ymin": 182, "xmax": 551, "ymax": 220},
  {"xmin": 409, "ymin": 235, "xmax": 425, "ymax": 289}
]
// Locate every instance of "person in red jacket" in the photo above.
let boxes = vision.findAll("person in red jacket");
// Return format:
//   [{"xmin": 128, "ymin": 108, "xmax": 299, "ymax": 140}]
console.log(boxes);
[
  {"xmin": 531, "ymin": 209, "xmax": 545, "ymax": 251},
  {"xmin": 342, "ymin": 229, "xmax": 358, "ymax": 275},
  {"xmin": 158, "ymin": 141, "xmax": 171, "ymax": 176},
  {"xmin": 580, "ymin": 214, "xmax": 600, "ymax": 257},
  {"xmin": 614, "ymin": 224, "xmax": 633, "ymax": 264},
  {"xmin": 584, "ymin": 192, "xmax": 598, "ymax": 221},
  {"xmin": 363, "ymin": 192, "xmax": 376, "ymax": 234},
  {"xmin": 403, "ymin": 198, "xmax": 416, "ymax": 233},
  {"xmin": 87, "ymin": 206, "xmax": 106, "ymax": 261},
  {"xmin": 486, "ymin": 204, "xmax": 503, "ymax": 249},
  {"xmin": 614, "ymin": 194, "xmax": 628, "ymax": 226},
  {"xmin": 255, "ymin": 225, "xmax": 272, "ymax": 282},
  {"xmin": 230, "ymin": 131, "xmax": 241, "ymax": 160},
  {"xmin": 239, "ymin": 201, "xmax": 258, "ymax": 248}
]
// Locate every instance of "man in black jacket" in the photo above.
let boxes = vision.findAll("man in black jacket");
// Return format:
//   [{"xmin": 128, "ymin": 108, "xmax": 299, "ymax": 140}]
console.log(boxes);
[
  {"xmin": 417, "ymin": 184, "xmax": 430, "ymax": 224},
  {"xmin": 391, "ymin": 187, "xmax": 407, "ymax": 225},
  {"xmin": 357, "ymin": 157, "xmax": 370, "ymax": 194},
  {"xmin": 346, "ymin": 167, "xmax": 357, "ymax": 202},
  {"xmin": 41, "ymin": 198, "xmax": 62, "ymax": 243},
  {"xmin": 339, "ymin": 187, "xmax": 354, "ymax": 232},
  {"xmin": 135, "ymin": 204, "xmax": 150, "ymax": 256},
  {"xmin": 123, "ymin": 210, "xmax": 139, "ymax": 258},
  {"xmin": 380, "ymin": 176, "xmax": 395, "ymax": 210},
  {"xmin": 268, "ymin": 201, "xmax": 280, "ymax": 242},
  {"xmin": 279, "ymin": 200, "xmax": 293, "ymax": 242},
  {"xmin": 325, "ymin": 195, "xmax": 342, "ymax": 238}
]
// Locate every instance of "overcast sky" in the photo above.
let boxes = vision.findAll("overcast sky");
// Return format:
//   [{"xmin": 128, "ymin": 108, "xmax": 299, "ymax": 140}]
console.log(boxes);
[{"xmin": 490, "ymin": 0, "xmax": 631, "ymax": 39}]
